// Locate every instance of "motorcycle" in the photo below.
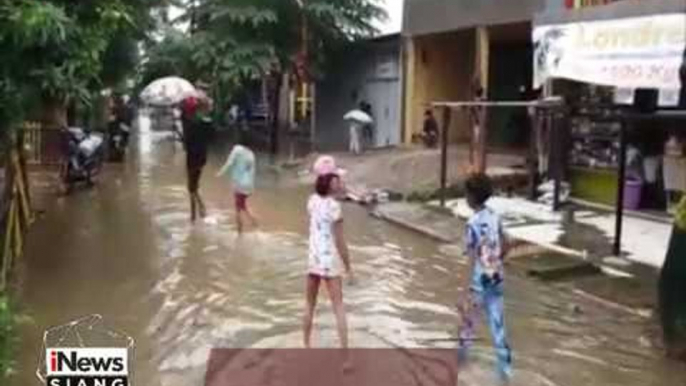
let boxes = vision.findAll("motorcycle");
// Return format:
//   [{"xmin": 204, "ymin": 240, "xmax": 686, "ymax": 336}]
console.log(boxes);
[
  {"xmin": 108, "ymin": 120, "xmax": 130, "ymax": 162},
  {"xmin": 61, "ymin": 127, "xmax": 105, "ymax": 192}
]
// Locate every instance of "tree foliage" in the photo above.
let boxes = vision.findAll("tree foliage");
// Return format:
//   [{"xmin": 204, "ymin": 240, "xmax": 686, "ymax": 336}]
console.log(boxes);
[
  {"xmin": 195, "ymin": 0, "xmax": 386, "ymax": 78},
  {"xmin": 0, "ymin": 0, "xmax": 171, "ymax": 129},
  {"xmin": 138, "ymin": 0, "xmax": 387, "ymax": 103}
]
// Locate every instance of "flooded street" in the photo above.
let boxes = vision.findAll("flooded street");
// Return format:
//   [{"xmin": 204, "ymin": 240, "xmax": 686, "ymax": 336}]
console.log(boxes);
[{"xmin": 12, "ymin": 115, "xmax": 686, "ymax": 386}]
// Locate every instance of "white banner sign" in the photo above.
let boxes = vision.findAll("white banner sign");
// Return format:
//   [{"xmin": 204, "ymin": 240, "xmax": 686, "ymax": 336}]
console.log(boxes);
[{"xmin": 534, "ymin": 14, "xmax": 686, "ymax": 90}]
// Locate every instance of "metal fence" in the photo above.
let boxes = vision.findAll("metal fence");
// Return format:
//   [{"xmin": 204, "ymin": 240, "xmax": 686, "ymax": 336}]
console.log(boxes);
[{"xmin": 22, "ymin": 122, "xmax": 64, "ymax": 165}]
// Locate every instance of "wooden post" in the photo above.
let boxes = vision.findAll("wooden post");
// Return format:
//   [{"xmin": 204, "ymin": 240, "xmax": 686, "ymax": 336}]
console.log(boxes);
[
  {"xmin": 528, "ymin": 109, "xmax": 539, "ymax": 200},
  {"xmin": 288, "ymin": 87, "xmax": 296, "ymax": 129},
  {"xmin": 1, "ymin": 196, "xmax": 17, "ymax": 291},
  {"xmin": 552, "ymin": 110, "xmax": 563, "ymax": 211},
  {"xmin": 439, "ymin": 107, "xmax": 452, "ymax": 207},
  {"xmin": 475, "ymin": 26, "xmax": 490, "ymax": 173},
  {"xmin": 475, "ymin": 27, "xmax": 490, "ymax": 96},
  {"xmin": 614, "ymin": 119, "xmax": 628, "ymax": 256},
  {"xmin": 269, "ymin": 73, "xmax": 282, "ymax": 159},
  {"xmin": 403, "ymin": 38, "xmax": 417, "ymax": 145},
  {"xmin": 16, "ymin": 128, "xmax": 32, "ymax": 210},
  {"xmin": 12, "ymin": 151, "xmax": 31, "ymax": 228}
]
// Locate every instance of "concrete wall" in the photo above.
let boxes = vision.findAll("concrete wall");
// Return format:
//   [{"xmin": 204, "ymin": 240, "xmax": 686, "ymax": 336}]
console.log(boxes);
[
  {"xmin": 315, "ymin": 38, "xmax": 401, "ymax": 151},
  {"xmin": 404, "ymin": 30, "xmax": 475, "ymax": 144}
]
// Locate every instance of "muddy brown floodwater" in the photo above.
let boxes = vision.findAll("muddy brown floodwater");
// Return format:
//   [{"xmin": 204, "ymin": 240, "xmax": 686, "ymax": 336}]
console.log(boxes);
[{"xmin": 11, "ymin": 113, "xmax": 686, "ymax": 386}]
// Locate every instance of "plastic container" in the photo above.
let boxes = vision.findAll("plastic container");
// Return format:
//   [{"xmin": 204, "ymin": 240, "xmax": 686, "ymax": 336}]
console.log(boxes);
[{"xmin": 623, "ymin": 178, "xmax": 643, "ymax": 210}]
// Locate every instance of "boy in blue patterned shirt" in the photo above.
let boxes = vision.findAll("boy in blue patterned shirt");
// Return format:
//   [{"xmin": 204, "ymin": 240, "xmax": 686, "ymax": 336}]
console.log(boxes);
[{"xmin": 458, "ymin": 174, "xmax": 512, "ymax": 381}]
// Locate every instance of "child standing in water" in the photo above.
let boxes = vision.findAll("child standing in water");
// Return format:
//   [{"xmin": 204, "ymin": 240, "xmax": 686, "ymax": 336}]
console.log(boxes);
[
  {"xmin": 458, "ymin": 173, "xmax": 512, "ymax": 381},
  {"xmin": 303, "ymin": 172, "xmax": 353, "ymax": 353},
  {"xmin": 217, "ymin": 135, "xmax": 257, "ymax": 233}
]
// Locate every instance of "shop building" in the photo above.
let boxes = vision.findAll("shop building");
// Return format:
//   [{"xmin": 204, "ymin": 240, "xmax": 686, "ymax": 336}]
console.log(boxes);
[
  {"xmin": 535, "ymin": 0, "xmax": 686, "ymax": 217},
  {"xmin": 401, "ymin": 0, "xmax": 602, "ymax": 148}
]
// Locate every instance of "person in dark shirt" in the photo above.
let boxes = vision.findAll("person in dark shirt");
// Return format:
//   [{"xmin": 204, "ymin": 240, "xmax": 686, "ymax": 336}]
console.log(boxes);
[
  {"xmin": 181, "ymin": 95, "xmax": 213, "ymax": 222},
  {"xmin": 113, "ymin": 96, "xmax": 133, "ymax": 145},
  {"xmin": 422, "ymin": 109, "xmax": 439, "ymax": 148},
  {"xmin": 360, "ymin": 101, "xmax": 374, "ymax": 146}
]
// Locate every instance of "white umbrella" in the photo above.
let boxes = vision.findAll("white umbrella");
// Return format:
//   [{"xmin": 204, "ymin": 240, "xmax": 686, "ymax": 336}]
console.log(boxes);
[
  {"xmin": 140, "ymin": 76, "xmax": 198, "ymax": 106},
  {"xmin": 344, "ymin": 109, "xmax": 373, "ymax": 124}
]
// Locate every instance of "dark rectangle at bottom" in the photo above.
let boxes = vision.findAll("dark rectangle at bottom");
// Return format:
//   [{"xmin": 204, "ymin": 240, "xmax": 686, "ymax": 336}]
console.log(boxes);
[
  {"xmin": 206, "ymin": 349, "xmax": 458, "ymax": 386},
  {"xmin": 46, "ymin": 376, "xmax": 128, "ymax": 386}
]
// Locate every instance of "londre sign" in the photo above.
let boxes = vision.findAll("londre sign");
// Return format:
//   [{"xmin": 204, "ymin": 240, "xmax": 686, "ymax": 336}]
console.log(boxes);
[{"xmin": 534, "ymin": 13, "xmax": 686, "ymax": 91}]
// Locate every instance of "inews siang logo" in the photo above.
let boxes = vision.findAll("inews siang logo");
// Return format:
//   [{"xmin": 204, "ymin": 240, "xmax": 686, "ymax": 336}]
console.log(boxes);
[
  {"xmin": 46, "ymin": 348, "xmax": 128, "ymax": 386},
  {"xmin": 37, "ymin": 315, "xmax": 134, "ymax": 386}
]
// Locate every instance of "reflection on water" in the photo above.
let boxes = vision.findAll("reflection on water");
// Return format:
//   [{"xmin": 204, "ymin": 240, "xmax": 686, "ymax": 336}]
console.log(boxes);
[{"xmin": 13, "ymin": 117, "xmax": 686, "ymax": 386}]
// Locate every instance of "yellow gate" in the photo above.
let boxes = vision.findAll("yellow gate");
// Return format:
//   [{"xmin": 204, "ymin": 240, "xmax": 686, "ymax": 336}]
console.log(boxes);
[{"xmin": 0, "ymin": 136, "xmax": 35, "ymax": 291}]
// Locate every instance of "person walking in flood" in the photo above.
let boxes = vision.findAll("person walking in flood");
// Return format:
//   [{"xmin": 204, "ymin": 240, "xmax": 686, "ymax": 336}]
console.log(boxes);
[
  {"xmin": 349, "ymin": 120, "xmax": 362, "ymax": 155},
  {"xmin": 217, "ymin": 135, "xmax": 257, "ymax": 234},
  {"xmin": 303, "ymin": 172, "xmax": 353, "ymax": 352},
  {"xmin": 457, "ymin": 173, "xmax": 512, "ymax": 381},
  {"xmin": 422, "ymin": 109, "xmax": 439, "ymax": 148},
  {"xmin": 344, "ymin": 103, "xmax": 373, "ymax": 156},
  {"xmin": 180, "ymin": 93, "xmax": 213, "ymax": 222}
]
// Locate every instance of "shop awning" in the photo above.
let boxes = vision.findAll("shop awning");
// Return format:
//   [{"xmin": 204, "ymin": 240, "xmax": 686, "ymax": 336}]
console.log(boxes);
[{"xmin": 533, "ymin": 0, "xmax": 686, "ymax": 90}]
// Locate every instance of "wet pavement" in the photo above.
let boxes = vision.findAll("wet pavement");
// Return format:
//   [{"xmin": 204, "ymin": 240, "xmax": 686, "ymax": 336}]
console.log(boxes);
[{"xmin": 11, "ymin": 114, "xmax": 686, "ymax": 386}]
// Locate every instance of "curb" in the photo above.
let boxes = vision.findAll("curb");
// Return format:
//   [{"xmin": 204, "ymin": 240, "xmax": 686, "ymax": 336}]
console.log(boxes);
[
  {"xmin": 372, "ymin": 204, "xmax": 656, "ymax": 318},
  {"xmin": 371, "ymin": 209, "xmax": 457, "ymax": 243},
  {"xmin": 571, "ymin": 288, "xmax": 652, "ymax": 319}
]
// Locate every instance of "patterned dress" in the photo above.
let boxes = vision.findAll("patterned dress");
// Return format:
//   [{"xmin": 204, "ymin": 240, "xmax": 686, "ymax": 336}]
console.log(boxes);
[{"xmin": 307, "ymin": 194, "xmax": 343, "ymax": 278}]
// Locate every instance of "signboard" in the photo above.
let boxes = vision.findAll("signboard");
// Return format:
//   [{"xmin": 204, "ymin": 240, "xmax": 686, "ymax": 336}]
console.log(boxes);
[{"xmin": 534, "ymin": 13, "xmax": 686, "ymax": 90}]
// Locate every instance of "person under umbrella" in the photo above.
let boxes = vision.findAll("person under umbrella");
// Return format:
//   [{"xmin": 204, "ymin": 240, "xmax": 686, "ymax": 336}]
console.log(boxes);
[
  {"xmin": 181, "ymin": 91, "xmax": 214, "ymax": 222},
  {"xmin": 360, "ymin": 102, "xmax": 375, "ymax": 147},
  {"xmin": 344, "ymin": 106, "xmax": 373, "ymax": 155}
]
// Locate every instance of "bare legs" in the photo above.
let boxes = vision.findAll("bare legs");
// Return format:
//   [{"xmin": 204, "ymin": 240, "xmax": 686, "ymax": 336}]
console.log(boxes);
[
  {"xmin": 303, "ymin": 274, "xmax": 320, "ymax": 348},
  {"xmin": 235, "ymin": 210, "xmax": 257, "ymax": 234},
  {"xmin": 235, "ymin": 196, "xmax": 258, "ymax": 234},
  {"xmin": 190, "ymin": 192, "xmax": 206, "ymax": 222},
  {"xmin": 349, "ymin": 126, "xmax": 361, "ymax": 155},
  {"xmin": 188, "ymin": 167, "xmax": 206, "ymax": 222},
  {"xmin": 243, "ymin": 207, "xmax": 259, "ymax": 228},
  {"xmin": 302, "ymin": 274, "xmax": 348, "ymax": 349},
  {"xmin": 236, "ymin": 210, "xmax": 243, "ymax": 234},
  {"xmin": 327, "ymin": 278, "xmax": 349, "ymax": 349}
]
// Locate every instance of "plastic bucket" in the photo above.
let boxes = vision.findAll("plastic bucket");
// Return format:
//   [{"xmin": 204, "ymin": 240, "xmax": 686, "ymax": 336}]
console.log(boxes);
[{"xmin": 624, "ymin": 178, "xmax": 643, "ymax": 210}]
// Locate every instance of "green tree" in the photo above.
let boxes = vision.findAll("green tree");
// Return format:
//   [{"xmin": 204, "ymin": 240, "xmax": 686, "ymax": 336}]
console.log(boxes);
[
  {"xmin": 137, "ymin": 30, "xmax": 199, "ymax": 89},
  {"xmin": 196, "ymin": 0, "xmax": 386, "ymax": 151},
  {"xmin": 0, "ymin": 0, "xmax": 172, "ymax": 131},
  {"xmin": 0, "ymin": 1, "xmax": 130, "ymax": 127}
]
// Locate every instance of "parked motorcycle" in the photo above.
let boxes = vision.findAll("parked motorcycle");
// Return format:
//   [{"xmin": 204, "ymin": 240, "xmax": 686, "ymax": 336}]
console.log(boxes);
[{"xmin": 61, "ymin": 127, "xmax": 105, "ymax": 192}]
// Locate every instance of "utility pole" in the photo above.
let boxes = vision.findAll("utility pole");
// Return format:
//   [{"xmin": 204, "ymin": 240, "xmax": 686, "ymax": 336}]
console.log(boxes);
[{"xmin": 295, "ymin": 0, "xmax": 314, "ymax": 149}]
